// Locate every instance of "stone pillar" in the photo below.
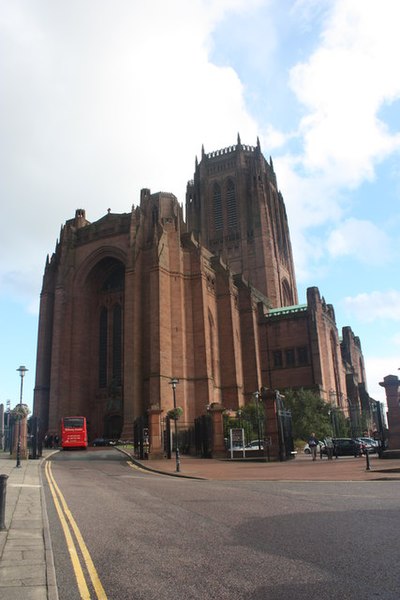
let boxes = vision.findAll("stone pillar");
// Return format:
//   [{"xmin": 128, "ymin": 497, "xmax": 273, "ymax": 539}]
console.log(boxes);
[
  {"xmin": 263, "ymin": 389, "xmax": 281, "ymax": 461},
  {"xmin": 209, "ymin": 403, "xmax": 226, "ymax": 458},
  {"xmin": 379, "ymin": 375, "xmax": 400, "ymax": 449},
  {"xmin": 12, "ymin": 417, "xmax": 28, "ymax": 460},
  {"xmin": 148, "ymin": 406, "xmax": 164, "ymax": 459}
]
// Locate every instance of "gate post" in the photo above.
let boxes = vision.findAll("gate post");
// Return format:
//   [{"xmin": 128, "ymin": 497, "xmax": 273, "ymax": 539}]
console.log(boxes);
[
  {"xmin": 11, "ymin": 417, "xmax": 28, "ymax": 461},
  {"xmin": 147, "ymin": 406, "xmax": 164, "ymax": 459},
  {"xmin": 263, "ymin": 390, "xmax": 281, "ymax": 461},
  {"xmin": 208, "ymin": 403, "xmax": 226, "ymax": 458}
]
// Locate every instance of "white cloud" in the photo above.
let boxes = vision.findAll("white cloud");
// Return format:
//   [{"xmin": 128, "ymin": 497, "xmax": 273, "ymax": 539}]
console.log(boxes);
[
  {"xmin": 257, "ymin": 0, "xmax": 400, "ymax": 282},
  {"xmin": 273, "ymin": 153, "xmax": 344, "ymax": 281},
  {"xmin": 343, "ymin": 290, "xmax": 400, "ymax": 322},
  {"xmin": 364, "ymin": 355, "xmax": 399, "ymax": 405},
  {"xmin": 265, "ymin": 0, "xmax": 400, "ymax": 200},
  {"xmin": 3, "ymin": 0, "xmax": 400, "ymax": 307},
  {"xmin": 263, "ymin": 124, "xmax": 291, "ymax": 150},
  {"xmin": 289, "ymin": 0, "xmax": 400, "ymax": 185},
  {"xmin": 326, "ymin": 218, "xmax": 391, "ymax": 264},
  {"xmin": 0, "ymin": 0, "xmax": 260, "ymax": 305}
]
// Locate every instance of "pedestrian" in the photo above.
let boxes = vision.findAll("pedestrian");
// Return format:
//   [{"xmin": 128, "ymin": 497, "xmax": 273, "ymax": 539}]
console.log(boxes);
[
  {"xmin": 308, "ymin": 432, "xmax": 319, "ymax": 461},
  {"xmin": 325, "ymin": 436, "xmax": 334, "ymax": 459}
]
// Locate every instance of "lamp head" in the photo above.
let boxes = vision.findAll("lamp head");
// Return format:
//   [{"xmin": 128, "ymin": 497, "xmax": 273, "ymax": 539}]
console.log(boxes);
[
  {"xmin": 169, "ymin": 377, "xmax": 179, "ymax": 389},
  {"xmin": 16, "ymin": 365, "xmax": 28, "ymax": 378}
]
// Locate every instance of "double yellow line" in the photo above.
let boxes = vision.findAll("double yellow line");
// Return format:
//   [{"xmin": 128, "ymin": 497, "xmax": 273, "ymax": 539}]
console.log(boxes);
[{"xmin": 45, "ymin": 461, "xmax": 108, "ymax": 599}]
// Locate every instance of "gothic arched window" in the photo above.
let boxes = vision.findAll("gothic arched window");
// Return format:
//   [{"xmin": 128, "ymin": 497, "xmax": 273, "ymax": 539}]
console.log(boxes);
[
  {"xmin": 209, "ymin": 311, "xmax": 216, "ymax": 380},
  {"xmin": 213, "ymin": 183, "xmax": 223, "ymax": 231},
  {"xmin": 226, "ymin": 179, "xmax": 237, "ymax": 228},
  {"xmin": 330, "ymin": 331, "xmax": 341, "ymax": 407},
  {"xmin": 99, "ymin": 307, "xmax": 108, "ymax": 388},
  {"xmin": 112, "ymin": 304, "xmax": 122, "ymax": 385},
  {"xmin": 281, "ymin": 279, "xmax": 293, "ymax": 307}
]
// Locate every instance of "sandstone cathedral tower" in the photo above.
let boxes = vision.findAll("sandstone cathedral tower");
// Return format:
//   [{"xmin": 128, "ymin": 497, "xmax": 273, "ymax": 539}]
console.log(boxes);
[{"xmin": 33, "ymin": 137, "xmax": 370, "ymax": 453}]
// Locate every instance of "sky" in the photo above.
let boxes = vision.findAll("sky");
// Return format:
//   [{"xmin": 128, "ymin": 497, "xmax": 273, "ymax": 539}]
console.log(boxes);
[{"xmin": 1, "ymin": 0, "xmax": 399, "ymax": 414}]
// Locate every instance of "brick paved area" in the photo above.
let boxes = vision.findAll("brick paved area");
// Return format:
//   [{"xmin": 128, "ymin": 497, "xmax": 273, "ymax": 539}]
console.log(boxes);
[{"xmin": 127, "ymin": 451, "xmax": 400, "ymax": 481}]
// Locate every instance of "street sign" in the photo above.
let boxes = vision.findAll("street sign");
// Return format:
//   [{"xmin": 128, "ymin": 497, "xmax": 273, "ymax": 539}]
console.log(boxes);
[{"xmin": 229, "ymin": 428, "xmax": 245, "ymax": 459}]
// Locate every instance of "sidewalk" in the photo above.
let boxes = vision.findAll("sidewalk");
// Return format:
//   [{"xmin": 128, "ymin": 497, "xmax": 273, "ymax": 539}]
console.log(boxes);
[
  {"xmin": 1, "ymin": 450, "xmax": 399, "ymax": 600},
  {"xmin": 128, "ymin": 451, "xmax": 400, "ymax": 481},
  {"xmin": 0, "ymin": 450, "xmax": 58, "ymax": 600}
]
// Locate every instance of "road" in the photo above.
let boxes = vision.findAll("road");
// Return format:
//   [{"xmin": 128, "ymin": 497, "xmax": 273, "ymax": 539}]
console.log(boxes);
[{"xmin": 43, "ymin": 448, "xmax": 400, "ymax": 600}]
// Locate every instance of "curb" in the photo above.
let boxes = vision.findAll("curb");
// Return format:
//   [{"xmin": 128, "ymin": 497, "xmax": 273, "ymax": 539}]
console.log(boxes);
[{"xmin": 115, "ymin": 447, "xmax": 206, "ymax": 480}]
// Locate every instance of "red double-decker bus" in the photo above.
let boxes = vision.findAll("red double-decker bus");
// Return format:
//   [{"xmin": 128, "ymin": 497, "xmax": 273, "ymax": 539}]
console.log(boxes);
[{"xmin": 61, "ymin": 416, "xmax": 88, "ymax": 449}]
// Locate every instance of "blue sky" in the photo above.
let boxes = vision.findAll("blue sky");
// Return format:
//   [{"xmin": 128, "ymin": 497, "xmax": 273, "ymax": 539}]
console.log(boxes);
[{"xmin": 1, "ymin": 0, "xmax": 399, "ymax": 413}]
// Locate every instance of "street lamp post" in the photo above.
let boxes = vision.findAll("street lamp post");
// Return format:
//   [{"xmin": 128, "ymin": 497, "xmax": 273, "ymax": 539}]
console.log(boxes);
[
  {"xmin": 327, "ymin": 409, "xmax": 334, "ymax": 437},
  {"xmin": 16, "ymin": 365, "xmax": 28, "ymax": 468},
  {"xmin": 237, "ymin": 409, "xmax": 242, "ymax": 429},
  {"xmin": 5, "ymin": 401, "xmax": 10, "ymax": 453},
  {"xmin": 329, "ymin": 390, "xmax": 337, "ymax": 437},
  {"xmin": 372, "ymin": 400, "xmax": 385, "ymax": 458},
  {"xmin": 169, "ymin": 378, "xmax": 180, "ymax": 473},
  {"xmin": 253, "ymin": 391, "xmax": 262, "ymax": 450}
]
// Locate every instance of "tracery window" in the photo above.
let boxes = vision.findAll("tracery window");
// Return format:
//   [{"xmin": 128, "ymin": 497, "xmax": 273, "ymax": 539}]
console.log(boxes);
[
  {"xmin": 99, "ymin": 307, "xmax": 108, "ymax": 388},
  {"xmin": 330, "ymin": 331, "xmax": 342, "ymax": 407},
  {"xmin": 112, "ymin": 304, "xmax": 122, "ymax": 385},
  {"xmin": 97, "ymin": 260, "xmax": 125, "ymax": 390},
  {"xmin": 282, "ymin": 279, "xmax": 293, "ymax": 307},
  {"xmin": 102, "ymin": 264, "xmax": 125, "ymax": 291},
  {"xmin": 213, "ymin": 183, "xmax": 223, "ymax": 231},
  {"xmin": 226, "ymin": 179, "xmax": 237, "ymax": 228}
]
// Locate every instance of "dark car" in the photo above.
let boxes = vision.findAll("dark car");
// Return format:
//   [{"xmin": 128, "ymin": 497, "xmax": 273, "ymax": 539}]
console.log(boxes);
[
  {"xmin": 92, "ymin": 437, "xmax": 114, "ymax": 447},
  {"xmin": 356, "ymin": 437, "xmax": 378, "ymax": 453},
  {"xmin": 328, "ymin": 437, "xmax": 363, "ymax": 456}
]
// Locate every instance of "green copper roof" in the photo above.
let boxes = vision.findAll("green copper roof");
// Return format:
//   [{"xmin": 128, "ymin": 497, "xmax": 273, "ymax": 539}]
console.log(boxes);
[{"xmin": 267, "ymin": 304, "xmax": 307, "ymax": 317}]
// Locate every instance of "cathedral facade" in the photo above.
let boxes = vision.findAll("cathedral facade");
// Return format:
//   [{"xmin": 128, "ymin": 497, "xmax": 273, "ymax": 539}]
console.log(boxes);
[{"xmin": 33, "ymin": 137, "xmax": 368, "ymax": 451}]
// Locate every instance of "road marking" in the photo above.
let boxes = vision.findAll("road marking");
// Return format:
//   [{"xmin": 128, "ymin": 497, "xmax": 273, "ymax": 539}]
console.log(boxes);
[
  {"xmin": 45, "ymin": 461, "xmax": 108, "ymax": 599},
  {"xmin": 9, "ymin": 483, "xmax": 42, "ymax": 488},
  {"xmin": 45, "ymin": 462, "xmax": 91, "ymax": 599}
]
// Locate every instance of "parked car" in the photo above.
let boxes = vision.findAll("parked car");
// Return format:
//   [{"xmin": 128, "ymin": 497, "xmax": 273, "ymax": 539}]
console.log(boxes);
[
  {"xmin": 245, "ymin": 440, "xmax": 264, "ymax": 450},
  {"xmin": 356, "ymin": 437, "xmax": 378, "ymax": 453},
  {"xmin": 226, "ymin": 442, "xmax": 245, "ymax": 451},
  {"xmin": 92, "ymin": 437, "xmax": 114, "ymax": 447},
  {"xmin": 326, "ymin": 437, "xmax": 363, "ymax": 456}
]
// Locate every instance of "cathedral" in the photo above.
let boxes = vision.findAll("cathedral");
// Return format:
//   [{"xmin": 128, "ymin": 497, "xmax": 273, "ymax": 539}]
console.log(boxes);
[{"xmin": 33, "ymin": 136, "xmax": 371, "ymax": 456}]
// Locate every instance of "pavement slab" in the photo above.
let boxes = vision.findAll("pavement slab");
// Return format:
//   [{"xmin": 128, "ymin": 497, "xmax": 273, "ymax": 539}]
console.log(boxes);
[
  {"xmin": 0, "ymin": 451, "xmax": 57, "ymax": 600},
  {"xmin": 0, "ymin": 587, "xmax": 48, "ymax": 600}
]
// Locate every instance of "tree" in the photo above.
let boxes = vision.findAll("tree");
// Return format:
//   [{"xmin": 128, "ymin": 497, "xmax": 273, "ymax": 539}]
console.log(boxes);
[
  {"xmin": 331, "ymin": 408, "xmax": 351, "ymax": 438},
  {"xmin": 223, "ymin": 401, "xmax": 265, "ymax": 443},
  {"xmin": 283, "ymin": 388, "xmax": 348, "ymax": 440}
]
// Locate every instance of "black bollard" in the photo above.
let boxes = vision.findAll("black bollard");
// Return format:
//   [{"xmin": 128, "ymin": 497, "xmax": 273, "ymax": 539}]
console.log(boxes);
[
  {"xmin": 365, "ymin": 449, "xmax": 371, "ymax": 471},
  {"xmin": 0, "ymin": 474, "xmax": 9, "ymax": 531}
]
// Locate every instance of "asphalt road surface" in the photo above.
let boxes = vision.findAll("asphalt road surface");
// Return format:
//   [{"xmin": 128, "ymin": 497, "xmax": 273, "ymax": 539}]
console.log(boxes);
[{"xmin": 43, "ymin": 448, "xmax": 400, "ymax": 600}]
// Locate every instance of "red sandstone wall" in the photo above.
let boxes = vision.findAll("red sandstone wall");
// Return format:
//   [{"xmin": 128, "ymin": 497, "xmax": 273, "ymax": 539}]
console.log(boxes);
[{"xmin": 34, "ymin": 192, "xmax": 361, "ymax": 445}]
